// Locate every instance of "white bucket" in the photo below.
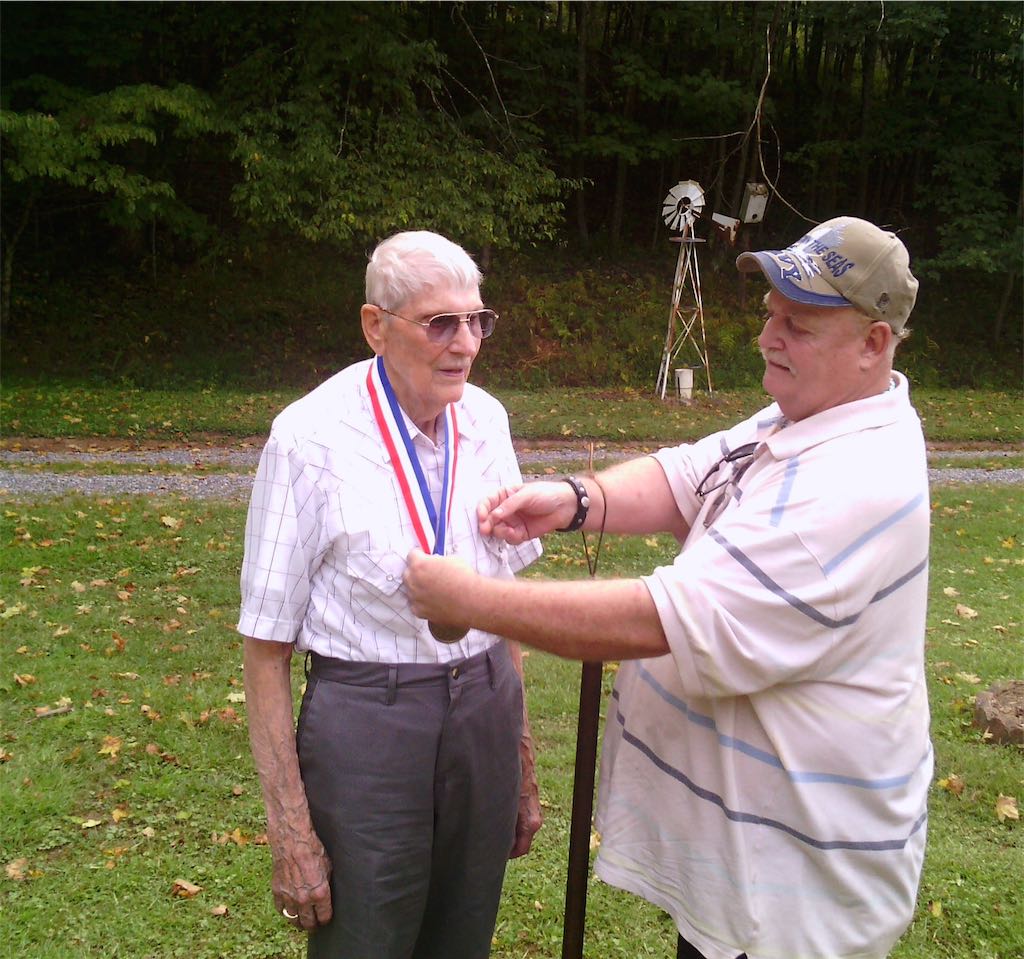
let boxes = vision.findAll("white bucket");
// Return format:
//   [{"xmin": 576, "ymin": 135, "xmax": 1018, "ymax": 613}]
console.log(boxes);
[{"xmin": 674, "ymin": 368, "xmax": 694, "ymax": 401}]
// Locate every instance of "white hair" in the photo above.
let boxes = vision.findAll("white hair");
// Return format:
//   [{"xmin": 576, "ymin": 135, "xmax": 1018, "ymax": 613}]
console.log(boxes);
[{"xmin": 365, "ymin": 231, "xmax": 482, "ymax": 312}]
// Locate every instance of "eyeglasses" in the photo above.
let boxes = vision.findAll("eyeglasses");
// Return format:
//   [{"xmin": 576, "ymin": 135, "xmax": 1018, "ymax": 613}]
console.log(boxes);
[
  {"xmin": 695, "ymin": 442, "xmax": 759, "ymax": 498},
  {"xmin": 379, "ymin": 307, "xmax": 498, "ymax": 343},
  {"xmin": 695, "ymin": 442, "xmax": 759, "ymax": 526}
]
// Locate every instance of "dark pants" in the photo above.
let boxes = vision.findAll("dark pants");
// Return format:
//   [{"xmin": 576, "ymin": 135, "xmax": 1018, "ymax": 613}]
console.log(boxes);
[
  {"xmin": 297, "ymin": 645, "xmax": 523, "ymax": 959},
  {"xmin": 677, "ymin": 934, "xmax": 748, "ymax": 959}
]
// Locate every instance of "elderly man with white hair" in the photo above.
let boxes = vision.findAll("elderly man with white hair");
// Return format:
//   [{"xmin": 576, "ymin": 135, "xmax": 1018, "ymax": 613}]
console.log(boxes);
[
  {"xmin": 240, "ymin": 231, "xmax": 543, "ymax": 959},
  {"xmin": 406, "ymin": 217, "xmax": 932, "ymax": 959}
]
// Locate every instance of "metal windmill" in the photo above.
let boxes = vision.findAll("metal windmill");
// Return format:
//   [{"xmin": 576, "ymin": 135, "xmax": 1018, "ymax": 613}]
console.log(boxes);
[
  {"xmin": 657, "ymin": 180, "xmax": 713, "ymax": 399},
  {"xmin": 655, "ymin": 179, "xmax": 770, "ymax": 399}
]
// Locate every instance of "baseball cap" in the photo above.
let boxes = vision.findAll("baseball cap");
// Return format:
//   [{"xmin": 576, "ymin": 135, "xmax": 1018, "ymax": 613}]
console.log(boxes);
[{"xmin": 735, "ymin": 216, "xmax": 919, "ymax": 331}]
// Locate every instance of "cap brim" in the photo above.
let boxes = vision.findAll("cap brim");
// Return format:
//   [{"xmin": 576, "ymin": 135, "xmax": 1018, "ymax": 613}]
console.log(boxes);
[{"xmin": 736, "ymin": 250, "xmax": 853, "ymax": 310}]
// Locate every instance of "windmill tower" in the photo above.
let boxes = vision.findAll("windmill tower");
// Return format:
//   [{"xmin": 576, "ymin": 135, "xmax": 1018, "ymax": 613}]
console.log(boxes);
[{"xmin": 657, "ymin": 180, "xmax": 713, "ymax": 400}]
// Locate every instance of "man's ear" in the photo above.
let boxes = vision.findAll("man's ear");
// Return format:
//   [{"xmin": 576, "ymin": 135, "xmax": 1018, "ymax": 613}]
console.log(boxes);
[
  {"xmin": 361, "ymin": 304, "xmax": 385, "ymax": 355},
  {"xmin": 861, "ymin": 320, "xmax": 893, "ymax": 368}
]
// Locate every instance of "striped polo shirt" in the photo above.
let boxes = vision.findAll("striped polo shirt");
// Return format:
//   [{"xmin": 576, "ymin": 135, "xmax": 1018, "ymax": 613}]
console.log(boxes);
[{"xmin": 595, "ymin": 373, "xmax": 931, "ymax": 959}]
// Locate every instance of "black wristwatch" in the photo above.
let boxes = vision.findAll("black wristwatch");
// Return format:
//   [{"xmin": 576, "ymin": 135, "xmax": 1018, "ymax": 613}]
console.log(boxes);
[{"xmin": 556, "ymin": 476, "xmax": 590, "ymax": 532}]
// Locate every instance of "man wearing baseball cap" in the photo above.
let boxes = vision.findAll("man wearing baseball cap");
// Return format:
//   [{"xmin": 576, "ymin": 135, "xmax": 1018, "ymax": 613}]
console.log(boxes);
[{"xmin": 404, "ymin": 216, "xmax": 932, "ymax": 959}]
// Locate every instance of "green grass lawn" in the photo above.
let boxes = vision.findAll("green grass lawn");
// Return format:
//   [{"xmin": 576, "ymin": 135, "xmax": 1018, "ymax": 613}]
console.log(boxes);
[
  {"xmin": 2, "ymin": 383, "xmax": 1022, "ymax": 445},
  {"xmin": 1, "ymin": 484, "xmax": 1021, "ymax": 958}
]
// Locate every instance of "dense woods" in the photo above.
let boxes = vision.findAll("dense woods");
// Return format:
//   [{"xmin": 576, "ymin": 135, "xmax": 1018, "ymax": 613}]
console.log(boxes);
[{"xmin": 2, "ymin": 2, "xmax": 1021, "ymax": 388}]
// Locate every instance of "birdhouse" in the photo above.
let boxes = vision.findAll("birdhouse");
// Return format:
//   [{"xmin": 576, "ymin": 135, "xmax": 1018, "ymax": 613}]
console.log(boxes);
[{"xmin": 739, "ymin": 183, "xmax": 769, "ymax": 223}]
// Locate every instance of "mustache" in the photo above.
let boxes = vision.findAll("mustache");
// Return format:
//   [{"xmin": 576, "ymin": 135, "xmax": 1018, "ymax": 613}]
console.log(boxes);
[{"xmin": 761, "ymin": 349, "xmax": 794, "ymax": 373}]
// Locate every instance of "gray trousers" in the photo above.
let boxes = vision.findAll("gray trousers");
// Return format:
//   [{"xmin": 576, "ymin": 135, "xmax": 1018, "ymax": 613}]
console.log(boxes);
[{"xmin": 297, "ymin": 644, "xmax": 523, "ymax": 959}]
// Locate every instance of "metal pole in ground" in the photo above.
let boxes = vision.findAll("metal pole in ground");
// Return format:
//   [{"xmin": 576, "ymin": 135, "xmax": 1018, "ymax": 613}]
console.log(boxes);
[{"xmin": 561, "ymin": 659, "xmax": 603, "ymax": 959}]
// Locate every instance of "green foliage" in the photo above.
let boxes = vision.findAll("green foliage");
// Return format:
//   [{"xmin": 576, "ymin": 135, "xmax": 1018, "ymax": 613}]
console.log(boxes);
[
  {"xmin": 225, "ymin": 3, "xmax": 570, "ymax": 249},
  {"xmin": 1, "ymin": 80, "xmax": 218, "ymax": 235}
]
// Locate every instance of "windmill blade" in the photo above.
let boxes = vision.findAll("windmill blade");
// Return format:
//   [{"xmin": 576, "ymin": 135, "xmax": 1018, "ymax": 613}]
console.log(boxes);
[{"xmin": 662, "ymin": 180, "xmax": 706, "ymax": 231}]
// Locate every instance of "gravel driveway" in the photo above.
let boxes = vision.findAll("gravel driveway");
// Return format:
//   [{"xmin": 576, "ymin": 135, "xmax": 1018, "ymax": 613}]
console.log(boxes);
[{"xmin": 1, "ymin": 444, "xmax": 1021, "ymax": 500}]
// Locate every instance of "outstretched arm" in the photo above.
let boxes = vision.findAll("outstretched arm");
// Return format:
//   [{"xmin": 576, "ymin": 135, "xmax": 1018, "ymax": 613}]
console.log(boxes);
[
  {"xmin": 404, "ymin": 550, "xmax": 668, "ymax": 662},
  {"xmin": 479, "ymin": 456, "xmax": 689, "ymax": 545}
]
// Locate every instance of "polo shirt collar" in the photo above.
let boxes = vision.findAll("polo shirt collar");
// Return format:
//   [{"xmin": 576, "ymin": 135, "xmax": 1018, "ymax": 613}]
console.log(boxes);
[{"xmin": 765, "ymin": 372, "xmax": 908, "ymax": 460}]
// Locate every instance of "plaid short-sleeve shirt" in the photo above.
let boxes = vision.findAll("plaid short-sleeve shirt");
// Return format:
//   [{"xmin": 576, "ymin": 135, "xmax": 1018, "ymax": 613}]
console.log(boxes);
[{"xmin": 238, "ymin": 358, "xmax": 541, "ymax": 663}]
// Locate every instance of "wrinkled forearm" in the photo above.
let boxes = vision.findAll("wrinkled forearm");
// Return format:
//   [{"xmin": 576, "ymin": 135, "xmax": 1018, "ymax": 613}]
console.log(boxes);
[
  {"xmin": 243, "ymin": 637, "xmax": 318, "ymax": 846},
  {"xmin": 507, "ymin": 640, "xmax": 538, "ymax": 787}
]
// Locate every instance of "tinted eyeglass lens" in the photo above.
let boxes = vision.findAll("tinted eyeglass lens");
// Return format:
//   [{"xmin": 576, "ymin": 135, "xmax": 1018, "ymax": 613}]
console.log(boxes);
[
  {"xmin": 477, "ymin": 309, "xmax": 497, "ymax": 338},
  {"xmin": 426, "ymin": 310, "xmax": 497, "ymax": 342}
]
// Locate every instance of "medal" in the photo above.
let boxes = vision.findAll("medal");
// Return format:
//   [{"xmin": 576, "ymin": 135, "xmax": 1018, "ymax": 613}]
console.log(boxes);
[
  {"xmin": 428, "ymin": 621, "xmax": 469, "ymax": 644},
  {"xmin": 367, "ymin": 357, "xmax": 467, "ymax": 645}
]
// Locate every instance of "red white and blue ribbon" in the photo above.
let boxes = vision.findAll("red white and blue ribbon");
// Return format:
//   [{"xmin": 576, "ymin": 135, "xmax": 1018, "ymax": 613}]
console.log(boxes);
[{"xmin": 366, "ymin": 355, "xmax": 459, "ymax": 555}]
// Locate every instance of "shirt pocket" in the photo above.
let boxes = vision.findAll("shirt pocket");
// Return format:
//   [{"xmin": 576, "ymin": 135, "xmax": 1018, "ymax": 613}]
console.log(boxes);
[
  {"xmin": 478, "ymin": 535, "xmax": 513, "ymax": 579},
  {"xmin": 345, "ymin": 549, "xmax": 419, "ymax": 635}
]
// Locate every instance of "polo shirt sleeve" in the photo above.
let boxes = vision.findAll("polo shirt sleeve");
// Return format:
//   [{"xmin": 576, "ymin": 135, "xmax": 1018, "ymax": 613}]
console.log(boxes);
[
  {"xmin": 642, "ymin": 508, "xmax": 841, "ymax": 700},
  {"xmin": 652, "ymin": 428, "xmax": 741, "ymax": 532},
  {"xmin": 238, "ymin": 433, "xmax": 329, "ymax": 644}
]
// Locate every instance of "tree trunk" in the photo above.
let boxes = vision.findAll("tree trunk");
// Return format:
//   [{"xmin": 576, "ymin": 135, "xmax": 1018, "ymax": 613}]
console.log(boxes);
[
  {"xmin": 574, "ymin": 1, "xmax": 590, "ymax": 247},
  {"xmin": 993, "ymin": 178, "xmax": 1023, "ymax": 343},
  {"xmin": 0, "ymin": 193, "xmax": 36, "ymax": 329},
  {"xmin": 857, "ymin": 31, "xmax": 877, "ymax": 213}
]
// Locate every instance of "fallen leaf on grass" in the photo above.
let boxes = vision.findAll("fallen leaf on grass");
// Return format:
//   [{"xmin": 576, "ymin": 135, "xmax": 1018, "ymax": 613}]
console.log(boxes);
[
  {"xmin": 98, "ymin": 736, "xmax": 123, "ymax": 758},
  {"xmin": 161, "ymin": 516, "xmax": 183, "ymax": 530},
  {"xmin": 171, "ymin": 878, "xmax": 202, "ymax": 898},
  {"xmin": 929, "ymin": 900, "xmax": 942, "ymax": 918},
  {"xmin": 13, "ymin": 673, "xmax": 36, "ymax": 687},
  {"xmin": 995, "ymin": 795, "xmax": 1019, "ymax": 823},
  {"xmin": 955, "ymin": 672, "xmax": 982, "ymax": 685},
  {"xmin": 211, "ymin": 828, "xmax": 249, "ymax": 846},
  {"xmin": 942, "ymin": 586, "xmax": 959, "ymax": 597},
  {"xmin": 938, "ymin": 774, "xmax": 965, "ymax": 797},
  {"xmin": 955, "ymin": 604, "xmax": 978, "ymax": 620},
  {"xmin": 211, "ymin": 904, "xmax": 229, "ymax": 917}
]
